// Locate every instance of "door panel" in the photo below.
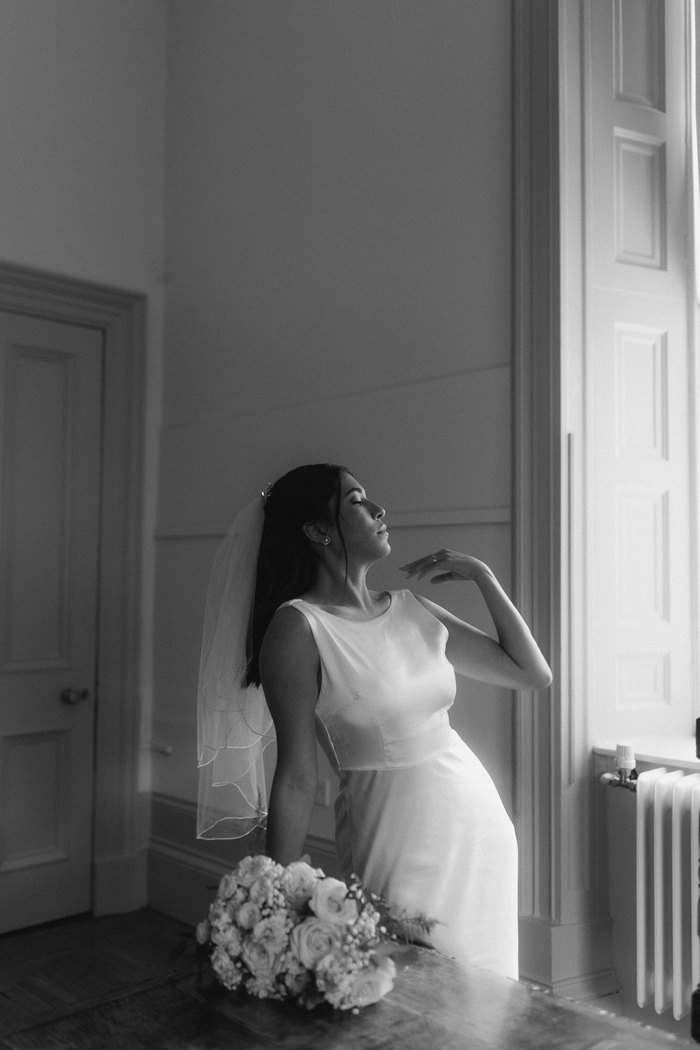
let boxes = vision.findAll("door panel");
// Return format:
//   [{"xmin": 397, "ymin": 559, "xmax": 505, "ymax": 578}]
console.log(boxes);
[{"xmin": 0, "ymin": 312, "xmax": 102, "ymax": 931}]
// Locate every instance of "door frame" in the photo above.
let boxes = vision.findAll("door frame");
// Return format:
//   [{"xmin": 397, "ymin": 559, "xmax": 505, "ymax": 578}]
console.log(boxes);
[
  {"xmin": 511, "ymin": 0, "xmax": 622, "ymax": 999},
  {"xmin": 0, "ymin": 261, "xmax": 147, "ymax": 915}
]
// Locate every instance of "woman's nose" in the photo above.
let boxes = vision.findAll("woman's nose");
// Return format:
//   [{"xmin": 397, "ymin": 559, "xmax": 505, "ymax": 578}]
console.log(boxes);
[{"xmin": 373, "ymin": 503, "xmax": 385, "ymax": 519}]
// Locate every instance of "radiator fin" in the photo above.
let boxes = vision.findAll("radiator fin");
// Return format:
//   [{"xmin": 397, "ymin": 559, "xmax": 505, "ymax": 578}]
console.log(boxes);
[{"xmin": 636, "ymin": 768, "xmax": 700, "ymax": 1020}]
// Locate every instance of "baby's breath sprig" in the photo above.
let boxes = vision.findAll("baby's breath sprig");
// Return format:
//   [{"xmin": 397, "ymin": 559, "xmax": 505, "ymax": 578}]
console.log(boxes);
[{"xmin": 345, "ymin": 872, "xmax": 439, "ymax": 946}]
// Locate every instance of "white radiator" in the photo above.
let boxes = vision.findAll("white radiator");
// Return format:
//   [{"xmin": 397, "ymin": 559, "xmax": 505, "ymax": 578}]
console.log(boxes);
[{"xmin": 636, "ymin": 768, "xmax": 700, "ymax": 1019}]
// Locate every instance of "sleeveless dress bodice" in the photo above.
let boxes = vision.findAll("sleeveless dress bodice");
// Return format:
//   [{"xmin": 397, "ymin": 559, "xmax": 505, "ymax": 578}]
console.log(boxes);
[
  {"xmin": 286, "ymin": 590, "xmax": 455, "ymax": 771},
  {"xmin": 282, "ymin": 589, "xmax": 519, "ymax": 980}
]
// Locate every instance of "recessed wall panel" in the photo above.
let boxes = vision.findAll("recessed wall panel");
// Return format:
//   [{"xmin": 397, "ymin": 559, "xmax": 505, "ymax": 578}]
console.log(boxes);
[
  {"xmin": 615, "ymin": 652, "xmax": 670, "ymax": 710},
  {"xmin": 1, "ymin": 349, "xmax": 73, "ymax": 670},
  {"xmin": 0, "ymin": 730, "xmax": 68, "ymax": 870},
  {"xmin": 614, "ymin": 0, "xmax": 665, "ymax": 110},
  {"xmin": 615, "ymin": 324, "xmax": 668, "ymax": 459},
  {"xmin": 614, "ymin": 132, "xmax": 666, "ymax": 269},
  {"xmin": 616, "ymin": 489, "xmax": 669, "ymax": 622}
]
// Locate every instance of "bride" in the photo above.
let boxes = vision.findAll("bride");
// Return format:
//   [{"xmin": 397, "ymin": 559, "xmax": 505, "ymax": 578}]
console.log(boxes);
[{"xmin": 197, "ymin": 463, "xmax": 551, "ymax": 979}]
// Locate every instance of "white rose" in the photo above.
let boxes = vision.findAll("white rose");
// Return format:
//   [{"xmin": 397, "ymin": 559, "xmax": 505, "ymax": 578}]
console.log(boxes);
[
  {"xmin": 315, "ymin": 951, "xmax": 355, "ymax": 1004},
  {"xmin": 251, "ymin": 914, "xmax": 288, "ymax": 953},
  {"xmin": 289, "ymin": 916, "xmax": 341, "ymax": 969},
  {"xmin": 235, "ymin": 854, "xmax": 279, "ymax": 888},
  {"xmin": 211, "ymin": 945, "xmax": 243, "ymax": 990},
  {"xmin": 345, "ymin": 955, "xmax": 396, "ymax": 1008},
  {"xmin": 241, "ymin": 935, "xmax": 284, "ymax": 982},
  {"xmin": 217, "ymin": 872, "xmax": 240, "ymax": 899},
  {"xmin": 237, "ymin": 901, "xmax": 261, "ymax": 930},
  {"xmin": 211, "ymin": 923, "xmax": 243, "ymax": 954},
  {"xmin": 280, "ymin": 861, "xmax": 322, "ymax": 911},
  {"xmin": 310, "ymin": 878, "xmax": 359, "ymax": 926}
]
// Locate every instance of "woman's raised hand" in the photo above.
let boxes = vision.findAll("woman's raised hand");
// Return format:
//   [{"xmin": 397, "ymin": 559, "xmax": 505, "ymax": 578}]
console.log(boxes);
[{"xmin": 399, "ymin": 549, "xmax": 492, "ymax": 585}]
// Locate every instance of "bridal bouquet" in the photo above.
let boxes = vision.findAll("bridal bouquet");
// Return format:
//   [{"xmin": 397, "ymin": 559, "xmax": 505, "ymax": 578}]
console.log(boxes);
[{"xmin": 195, "ymin": 854, "xmax": 398, "ymax": 1012}]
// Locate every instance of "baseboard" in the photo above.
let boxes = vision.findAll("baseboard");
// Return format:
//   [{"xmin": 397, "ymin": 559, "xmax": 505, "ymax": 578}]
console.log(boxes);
[
  {"xmin": 549, "ymin": 969, "xmax": 621, "ymax": 1002},
  {"xmin": 147, "ymin": 793, "xmax": 339, "ymax": 926},
  {"xmin": 518, "ymin": 914, "xmax": 619, "ymax": 1002}
]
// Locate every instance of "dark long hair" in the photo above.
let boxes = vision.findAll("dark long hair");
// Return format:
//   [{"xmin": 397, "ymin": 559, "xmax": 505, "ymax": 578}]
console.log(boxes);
[{"xmin": 245, "ymin": 463, "xmax": 349, "ymax": 687}]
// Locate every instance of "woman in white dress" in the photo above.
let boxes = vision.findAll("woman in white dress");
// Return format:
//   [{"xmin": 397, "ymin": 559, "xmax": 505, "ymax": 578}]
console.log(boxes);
[{"xmin": 198, "ymin": 463, "xmax": 551, "ymax": 980}]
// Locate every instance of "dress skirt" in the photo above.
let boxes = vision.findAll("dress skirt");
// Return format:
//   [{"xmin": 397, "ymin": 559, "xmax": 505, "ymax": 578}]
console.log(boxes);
[{"xmin": 334, "ymin": 729, "xmax": 519, "ymax": 980}]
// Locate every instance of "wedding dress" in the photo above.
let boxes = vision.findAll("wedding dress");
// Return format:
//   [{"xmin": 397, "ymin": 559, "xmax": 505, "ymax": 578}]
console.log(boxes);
[{"xmin": 282, "ymin": 589, "xmax": 519, "ymax": 979}]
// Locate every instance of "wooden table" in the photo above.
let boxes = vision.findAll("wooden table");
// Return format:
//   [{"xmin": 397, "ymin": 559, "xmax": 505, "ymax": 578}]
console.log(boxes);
[
  {"xmin": 2, "ymin": 943, "xmax": 696, "ymax": 1049},
  {"xmin": 192, "ymin": 946, "xmax": 695, "ymax": 1050}
]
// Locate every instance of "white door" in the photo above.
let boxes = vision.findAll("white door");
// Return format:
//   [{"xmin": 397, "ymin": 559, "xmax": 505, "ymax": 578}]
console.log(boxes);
[
  {"xmin": 0, "ymin": 311, "xmax": 103, "ymax": 932},
  {"xmin": 584, "ymin": 0, "xmax": 694, "ymax": 742}
]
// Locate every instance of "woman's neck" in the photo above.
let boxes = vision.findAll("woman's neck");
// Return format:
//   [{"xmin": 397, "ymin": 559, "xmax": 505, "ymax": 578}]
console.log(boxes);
[{"xmin": 303, "ymin": 562, "xmax": 381, "ymax": 616}]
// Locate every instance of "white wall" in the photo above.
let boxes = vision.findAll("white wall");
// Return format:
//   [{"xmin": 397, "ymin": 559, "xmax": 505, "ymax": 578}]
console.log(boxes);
[
  {"xmin": 0, "ymin": 0, "xmax": 168, "ymax": 779},
  {"xmin": 0, "ymin": 0, "xmax": 165, "ymax": 290},
  {"xmin": 153, "ymin": 0, "xmax": 516, "ymax": 864}
]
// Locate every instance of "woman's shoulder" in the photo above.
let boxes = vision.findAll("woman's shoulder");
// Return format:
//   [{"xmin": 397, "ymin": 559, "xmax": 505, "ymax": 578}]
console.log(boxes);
[
  {"xmin": 268, "ymin": 600, "xmax": 314, "ymax": 633},
  {"xmin": 274, "ymin": 597, "xmax": 319, "ymax": 629},
  {"xmin": 260, "ymin": 604, "xmax": 317, "ymax": 659},
  {"xmin": 259, "ymin": 604, "xmax": 321, "ymax": 695},
  {"xmin": 259, "ymin": 603, "xmax": 318, "ymax": 667}
]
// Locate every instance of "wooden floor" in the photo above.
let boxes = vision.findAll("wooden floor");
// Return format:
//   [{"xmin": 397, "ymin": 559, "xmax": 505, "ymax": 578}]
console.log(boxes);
[
  {"xmin": 0, "ymin": 909, "xmax": 697, "ymax": 1050},
  {"xmin": 0, "ymin": 908, "xmax": 200, "ymax": 1043}
]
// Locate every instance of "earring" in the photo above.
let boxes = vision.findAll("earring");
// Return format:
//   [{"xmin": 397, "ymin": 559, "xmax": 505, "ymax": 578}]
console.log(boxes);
[{"xmin": 322, "ymin": 536, "xmax": 331, "ymax": 546}]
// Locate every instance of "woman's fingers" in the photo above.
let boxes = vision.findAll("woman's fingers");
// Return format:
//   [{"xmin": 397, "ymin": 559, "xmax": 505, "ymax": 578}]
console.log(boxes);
[
  {"xmin": 400, "ymin": 549, "xmax": 484, "ymax": 584},
  {"xmin": 400, "ymin": 555, "xmax": 439, "ymax": 577},
  {"xmin": 399, "ymin": 551, "xmax": 450, "ymax": 579}
]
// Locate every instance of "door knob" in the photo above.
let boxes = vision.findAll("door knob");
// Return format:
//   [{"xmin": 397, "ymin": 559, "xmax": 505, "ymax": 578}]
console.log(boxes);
[{"xmin": 60, "ymin": 688, "xmax": 90, "ymax": 705}]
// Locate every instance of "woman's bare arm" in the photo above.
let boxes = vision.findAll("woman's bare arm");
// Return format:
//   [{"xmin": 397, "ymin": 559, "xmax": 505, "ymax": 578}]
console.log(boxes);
[
  {"xmin": 259, "ymin": 605, "xmax": 320, "ymax": 864},
  {"xmin": 402, "ymin": 550, "xmax": 552, "ymax": 691}
]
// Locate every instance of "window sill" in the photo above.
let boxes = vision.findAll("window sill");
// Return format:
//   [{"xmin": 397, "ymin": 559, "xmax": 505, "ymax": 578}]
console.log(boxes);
[{"xmin": 593, "ymin": 736, "xmax": 700, "ymax": 773}]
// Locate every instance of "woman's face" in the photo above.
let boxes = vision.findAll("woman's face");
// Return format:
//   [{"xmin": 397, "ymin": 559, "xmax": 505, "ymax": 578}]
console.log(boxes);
[{"xmin": 332, "ymin": 472, "xmax": 391, "ymax": 562}]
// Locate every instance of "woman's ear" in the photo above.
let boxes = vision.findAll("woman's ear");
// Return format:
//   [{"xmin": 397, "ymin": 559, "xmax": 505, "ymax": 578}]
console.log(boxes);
[{"xmin": 302, "ymin": 521, "xmax": 330, "ymax": 546}]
